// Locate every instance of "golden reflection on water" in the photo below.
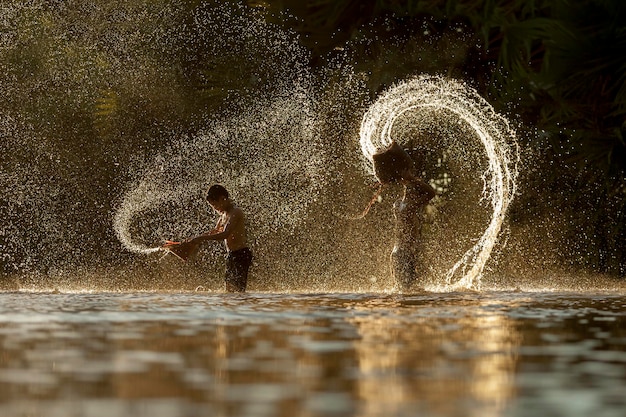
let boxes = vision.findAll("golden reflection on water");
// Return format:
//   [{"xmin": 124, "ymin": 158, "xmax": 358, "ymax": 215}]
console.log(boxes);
[
  {"xmin": 0, "ymin": 292, "xmax": 625, "ymax": 417},
  {"xmin": 350, "ymin": 298, "xmax": 520, "ymax": 417}
]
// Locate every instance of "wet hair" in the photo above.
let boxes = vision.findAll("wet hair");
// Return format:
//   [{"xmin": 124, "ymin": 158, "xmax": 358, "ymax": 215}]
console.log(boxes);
[
  {"xmin": 206, "ymin": 184, "xmax": 229, "ymax": 202},
  {"xmin": 354, "ymin": 141, "xmax": 416, "ymax": 219},
  {"xmin": 372, "ymin": 141, "xmax": 415, "ymax": 184}
]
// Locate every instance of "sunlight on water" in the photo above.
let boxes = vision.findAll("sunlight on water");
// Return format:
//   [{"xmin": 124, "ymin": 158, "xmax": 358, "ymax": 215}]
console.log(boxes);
[
  {"xmin": 111, "ymin": 6, "xmax": 326, "ymax": 257},
  {"xmin": 3, "ymin": 1, "xmax": 610, "ymax": 294},
  {"xmin": 360, "ymin": 76, "xmax": 519, "ymax": 290},
  {"xmin": 1, "ymin": 292, "xmax": 625, "ymax": 417},
  {"xmin": 1, "ymin": 1, "xmax": 341, "ymax": 283}
]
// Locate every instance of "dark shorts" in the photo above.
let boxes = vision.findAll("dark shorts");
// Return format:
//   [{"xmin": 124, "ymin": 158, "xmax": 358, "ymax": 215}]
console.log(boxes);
[{"xmin": 225, "ymin": 247, "xmax": 253, "ymax": 292}]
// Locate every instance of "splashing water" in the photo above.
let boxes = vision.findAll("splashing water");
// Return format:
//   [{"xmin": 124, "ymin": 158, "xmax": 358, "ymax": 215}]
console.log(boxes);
[
  {"xmin": 0, "ymin": 1, "xmax": 520, "ymax": 292},
  {"xmin": 109, "ymin": 4, "xmax": 327, "ymax": 259},
  {"xmin": 113, "ymin": 87, "xmax": 325, "ymax": 256},
  {"xmin": 360, "ymin": 75, "xmax": 519, "ymax": 289}
]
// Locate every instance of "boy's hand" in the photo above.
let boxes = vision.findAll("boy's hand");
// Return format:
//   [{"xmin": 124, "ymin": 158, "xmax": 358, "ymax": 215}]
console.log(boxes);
[{"xmin": 162, "ymin": 240, "xmax": 181, "ymax": 247}]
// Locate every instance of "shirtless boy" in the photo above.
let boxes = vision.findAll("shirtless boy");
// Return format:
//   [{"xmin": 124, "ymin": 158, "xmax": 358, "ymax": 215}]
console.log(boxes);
[
  {"xmin": 391, "ymin": 168, "xmax": 436, "ymax": 290},
  {"xmin": 187, "ymin": 185, "xmax": 252, "ymax": 292}
]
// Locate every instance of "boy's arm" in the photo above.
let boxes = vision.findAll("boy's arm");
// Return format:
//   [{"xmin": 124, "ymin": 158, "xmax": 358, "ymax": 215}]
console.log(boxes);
[
  {"xmin": 416, "ymin": 179, "xmax": 436, "ymax": 201},
  {"xmin": 190, "ymin": 209, "xmax": 242, "ymax": 243}
]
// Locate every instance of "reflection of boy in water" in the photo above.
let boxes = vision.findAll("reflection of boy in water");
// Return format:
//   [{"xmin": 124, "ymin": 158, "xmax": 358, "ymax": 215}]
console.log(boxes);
[
  {"xmin": 391, "ymin": 168, "xmax": 436, "ymax": 291},
  {"xmin": 187, "ymin": 185, "xmax": 252, "ymax": 292}
]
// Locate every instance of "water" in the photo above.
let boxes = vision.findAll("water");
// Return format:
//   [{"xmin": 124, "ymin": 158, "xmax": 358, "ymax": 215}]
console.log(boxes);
[
  {"xmin": 1, "ymin": 291, "xmax": 625, "ymax": 417},
  {"xmin": 1, "ymin": 1, "xmax": 523, "ymax": 292},
  {"xmin": 359, "ymin": 76, "xmax": 518, "ymax": 289},
  {"xmin": 1, "ymin": 4, "xmax": 625, "ymax": 415},
  {"xmin": 112, "ymin": 86, "xmax": 325, "ymax": 255},
  {"xmin": 1, "ymin": 1, "xmax": 332, "ymax": 280},
  {"xmin": 111, "ymin": 76, "xmax": 519, "ymax": 292}
]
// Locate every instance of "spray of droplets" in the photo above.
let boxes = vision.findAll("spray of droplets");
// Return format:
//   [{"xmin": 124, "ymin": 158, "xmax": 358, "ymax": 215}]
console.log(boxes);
[
  {"xmin": 111, "ymin": 4, "xmax": 327, "ymax": 257},
  {"xmin": 1, "ymin": 1, "xmax": 521, "ymax": 292},
  {"xmin": 113, "ymin": 87, "xmax": 325, "ymax": 255},
  {"xmin": 359, "ymin": 75, "xmax": 519, "ymax": 289}
]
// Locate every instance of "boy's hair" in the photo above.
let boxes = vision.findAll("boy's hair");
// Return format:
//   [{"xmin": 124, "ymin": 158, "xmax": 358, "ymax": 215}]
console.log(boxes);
[{"xmin": 206, "ymin": 184, "xmax": 229, "ymax": 202}]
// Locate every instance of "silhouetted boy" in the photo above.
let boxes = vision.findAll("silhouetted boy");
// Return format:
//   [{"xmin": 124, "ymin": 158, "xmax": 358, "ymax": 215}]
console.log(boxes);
[{"xmin": 187, "ymin": 185, "xmax": 252, "ymax": 292}]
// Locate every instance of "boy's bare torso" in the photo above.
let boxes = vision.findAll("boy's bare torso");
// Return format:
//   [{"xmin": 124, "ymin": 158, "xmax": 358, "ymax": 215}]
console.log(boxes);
[
  {"xmin": 393, "ymin": 180, "xmax": 434, "ymax": 248},
  {"xmin": 216, "ymin": 206, "xmax": 248, "ymax": 252}
]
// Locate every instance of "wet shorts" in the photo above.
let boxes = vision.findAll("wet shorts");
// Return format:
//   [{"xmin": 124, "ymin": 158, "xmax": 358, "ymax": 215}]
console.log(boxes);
[{"xmin": 225, "ymin": 247, "xmax": 253, "ymax": 292}]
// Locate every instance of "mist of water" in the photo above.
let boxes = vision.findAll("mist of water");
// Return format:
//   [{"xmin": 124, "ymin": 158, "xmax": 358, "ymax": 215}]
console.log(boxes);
[
  {"xmin": 1, "ymin": 2, "xmax": 526, "ymax": 292},
  {"xmin": 113, "ymin": 87, "xmax": 326, "ymax": 256},
  {"xmin": 359, "ymin": 75, "xmax": 519, "ymax": 289}
]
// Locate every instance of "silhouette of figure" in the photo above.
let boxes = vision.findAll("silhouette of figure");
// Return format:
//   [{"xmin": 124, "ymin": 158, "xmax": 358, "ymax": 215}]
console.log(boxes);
[
  {"xmin": 369, "ymin": 141, "xmax": 436, "ymax": 290},
  {"xmin": 391, "ymin": 169, "xmax": 435, "ymax": 290}
]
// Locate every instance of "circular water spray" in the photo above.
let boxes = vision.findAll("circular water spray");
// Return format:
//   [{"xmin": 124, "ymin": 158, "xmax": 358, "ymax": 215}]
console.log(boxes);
[
  {"xmin": 113, "ymin": 88, "xmax": 325, "ymax": 256},
  {"xmin": 110, "ymin": 3, "xmax": 325, "ymax": 260},
  {"xmin": 360, "ymin": 75, "xmax": 519, "ymax": 289}
]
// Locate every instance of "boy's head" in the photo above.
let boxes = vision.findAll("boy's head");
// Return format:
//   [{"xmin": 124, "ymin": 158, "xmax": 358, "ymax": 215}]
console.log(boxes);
[
  {"xmin": 372, "ymin": 141, "xmax": 416, "ymax": 184},
  {"xmin": 207, "ymin": 184, "xmax": 229, "ymax": 202},
  {"xmin": 206, "ymin": 184, "xmax": 230, "ymax": 211}
]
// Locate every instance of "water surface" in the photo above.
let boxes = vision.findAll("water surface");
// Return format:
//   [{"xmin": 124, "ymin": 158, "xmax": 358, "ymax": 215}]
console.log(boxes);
[{"xmin": 1, "ymin": 291, "xmax": 625, "ymax": 417}]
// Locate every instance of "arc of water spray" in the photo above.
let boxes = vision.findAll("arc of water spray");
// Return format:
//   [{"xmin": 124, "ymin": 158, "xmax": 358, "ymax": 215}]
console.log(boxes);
[
  {"xmin": 113, "ymin": 180, "xmax": 192, "ymax": 255},
  {"xmin": 359, "ymin": 75, "xmax": 519, "ymax": 289},
  {"xmin": 112, "ymin": 87, "xmax": 325, "ymax": 257}
]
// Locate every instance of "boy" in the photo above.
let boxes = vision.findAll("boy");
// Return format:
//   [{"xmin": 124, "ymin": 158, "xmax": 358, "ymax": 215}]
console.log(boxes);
[
  {"xmin": 370, "ymin": 141, "xmax": 436, "ymax": 290},
  {"xmin": 391, "ymin": 168, "xmax": 436, "ymax": 291},
  {"xmin": 187, "ymin": 185, "xmax": 252, "ymax": 292}
]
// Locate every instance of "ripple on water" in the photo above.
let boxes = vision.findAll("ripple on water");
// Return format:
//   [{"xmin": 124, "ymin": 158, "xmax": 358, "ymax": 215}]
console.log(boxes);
[{"xmin": 0, "ymin": 291, "xmax": 625, "ymax": 417}]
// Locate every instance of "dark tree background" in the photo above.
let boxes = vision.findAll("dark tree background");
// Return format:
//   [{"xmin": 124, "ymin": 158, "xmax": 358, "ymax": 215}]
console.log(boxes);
[{"xmin": 258, "ymin": 0, "xmax": 626, "ymax": 275}]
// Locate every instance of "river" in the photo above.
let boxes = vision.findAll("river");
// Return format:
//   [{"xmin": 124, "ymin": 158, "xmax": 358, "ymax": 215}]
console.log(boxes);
[{"xmin": 1, "ymin": 290, "xmax": 624, "ymax": 417}]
